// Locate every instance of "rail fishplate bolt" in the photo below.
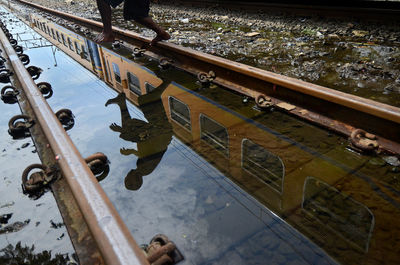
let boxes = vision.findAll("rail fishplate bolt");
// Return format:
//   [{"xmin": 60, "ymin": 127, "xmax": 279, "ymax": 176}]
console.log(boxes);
[
  {"xmin": 1, "ymin": 85, "xmax": 19, "ymax": 104},
  {"xmin": 84, "ymin": 152, "xmax": 110, "ymax": 182},
  {"xmin": 159, "ymin": 57, "xmax": 173, "ymax": 70},
  {"xmin": 8, "ymin": 114, "xmax": 34, "ymax": 139},
  {"xmin": 132, "ymin": 47, "xmax": 146, "ymax": 57},
  {"xmin": 21, "ymin": 164, "xmax": 55, "ymax": 193},
  {"xmin": 0, "ymin": 69, "xmax": 13, "ymax": 83},
  {"xmin": 112, "ymin": 40, "xmax": 122, "ymax": 49},
  {"xmin": 197, "ymin": 71, "xmax": 216, "ymax": 86},
  {"xmin": 26, "ymin": 66, "xmax": 42, "ymax": 80},
  {"xmin": 55, "ymin": 109, "xmax": 74, "ymax": 131},
  {"xmin": 349, "ymin": 129, "xmax": 379, "ymax": 153},
  {"xmin": 37, "ymin": 82, "xmax": 53, "ymax": 99},
  {"xmin": 255, "ymin": 94, "xmax": 273, "ymax": 108},
  {"xmin": 0, "ymin": 55, "xmax": 6, "ymax": 65},
  {"xmin": 9, "ymin": 38, "xmax": 18, "ymax": 47},
  {"xmin": 144, "ymin": 234, "xmax": 184, "ymax": 265},
  {"xmin": 14, "ymin": 45, "xmax": 23, "ymax": 54},
  {"xmin": 18, "ymin": 54, "xmax": 30, "ymax": 66}
]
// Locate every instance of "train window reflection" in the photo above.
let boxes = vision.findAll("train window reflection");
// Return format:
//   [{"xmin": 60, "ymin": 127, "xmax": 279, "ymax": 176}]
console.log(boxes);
[
  {"xmin": 67, "ymin": 37, "xmax": 74, "ymax": 51},
  {"xmin": 61, "ymin": 34, "xmax": 67, "ymax": 47},
  {"xmin": 145, "ymin": 82, "xmax": 156, "ymax": 93},
  {"xmin": 302, "ymin": 176, "xmax": 374, "ymax": 252},
  {"xmin": 127, "ymin": 71, "xmax": 141, "ymax": 95},
  {"xmin": 200, "ymin": 114, "xmax": 228, "ymax": 157},
  {"xmin": 74, "ymin": 41, "xmax": 81, "ymax": 55},
  {"xmin": 169, "ymin": 97, "xmax": 191, "ymax": 131},
  {"xmin": 242, "ymin": 139, "xmax": 284, "ymax": 193},
  {"xmin": 81, "ymin": 44, "xmax": 89, "ymax": 61},
  {"xmin": 112, "ymin": 63, "xmax": 122, "ymax": 84},
  {"xmin": 106, "ymin": 60, "xmax": 112, "ymax": 82}
]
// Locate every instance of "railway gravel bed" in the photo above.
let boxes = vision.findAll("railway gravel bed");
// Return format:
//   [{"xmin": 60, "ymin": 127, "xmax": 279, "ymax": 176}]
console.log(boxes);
[{"xmin": 20, "ymin": 0, "xmax": 400, "ymax": 107}]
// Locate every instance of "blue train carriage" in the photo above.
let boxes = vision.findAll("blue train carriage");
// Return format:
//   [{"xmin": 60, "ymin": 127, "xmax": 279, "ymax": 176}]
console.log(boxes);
[
  {"xmin": 29, "ymin": 14, "xmax": 97, "ymax": 76},
  {"xmin": 99, "ymin": 47, "xmax": 163, "ymax": 106}
]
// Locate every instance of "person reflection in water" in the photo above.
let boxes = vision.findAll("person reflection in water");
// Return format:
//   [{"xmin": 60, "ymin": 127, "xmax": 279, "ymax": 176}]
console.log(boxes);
[{"xmin": 105, "ymin": 80, "xmax": 172, "ymax": 190}]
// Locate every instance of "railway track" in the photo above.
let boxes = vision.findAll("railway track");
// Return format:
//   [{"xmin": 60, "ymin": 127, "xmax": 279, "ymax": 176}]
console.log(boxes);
[
  {"xmin": 170, "ymin": 0, "xmax": 400, "ymax": 21},
  {"xmin": 1, "ymin": 2, "xmax": 400, "ymax": 264},
  {"xmin": 13, "ymin": 0, "xmax": 400, "ymax": 155}
]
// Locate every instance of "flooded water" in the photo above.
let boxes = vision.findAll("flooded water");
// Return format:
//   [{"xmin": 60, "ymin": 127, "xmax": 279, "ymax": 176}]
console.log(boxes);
[{"xmin": 2, "ymin": 7, "xmax": 400, "ymax": 265}]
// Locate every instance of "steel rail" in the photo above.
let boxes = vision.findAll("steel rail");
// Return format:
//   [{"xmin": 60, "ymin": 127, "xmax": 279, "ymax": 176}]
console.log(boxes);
[
  {"xmin": 177, "ymin": 0, "xmax": 400, "ymax": 20},
  {"xmin": 0, "ymin": 29, "xmax": 149, "ymax": 265},
  {"xmin": 14, "ymin": 0, "xmax": 400, "ymax": 154}
]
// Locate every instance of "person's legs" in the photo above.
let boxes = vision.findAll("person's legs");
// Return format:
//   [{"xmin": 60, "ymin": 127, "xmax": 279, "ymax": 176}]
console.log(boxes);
[
  {"xmin": 134, "ymin": 17, "xmax": 170, "ymax": 45},
  {"xmin": 95, "ymin": 0, "xmax": 116, "ymax": 43},
  {"xmin": 124, "ymin": 0, "xmax": 170, "ymax": 45}
]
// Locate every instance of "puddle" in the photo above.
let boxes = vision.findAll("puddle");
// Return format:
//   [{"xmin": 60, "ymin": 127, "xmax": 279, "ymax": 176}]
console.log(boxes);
[{"xmin": 2, "ymin": 7, "xmax": 400, "ymax": 265}]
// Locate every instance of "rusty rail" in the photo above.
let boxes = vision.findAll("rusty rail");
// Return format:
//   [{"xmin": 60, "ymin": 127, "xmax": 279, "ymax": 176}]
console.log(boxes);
[
  {"xmin": 13, "ymin": 0, "xmax": 400, "ymax": 154},
  {"xmin": 179, "ymin": 0, "xmax": 400, "ymax": 21},
  {"xmin": 0, "ymin": 26, "xmax": 149, "ymax": 265}
]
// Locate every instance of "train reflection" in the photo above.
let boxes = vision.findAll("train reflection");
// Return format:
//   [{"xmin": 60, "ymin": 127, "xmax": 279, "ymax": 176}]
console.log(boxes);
[{"xmin": 30, "ymin": 13, "xmax": 400, "ymax": 265}]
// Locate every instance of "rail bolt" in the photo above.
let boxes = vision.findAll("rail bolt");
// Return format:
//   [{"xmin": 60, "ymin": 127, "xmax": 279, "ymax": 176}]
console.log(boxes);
[
  {"xmin": 197, "ymin": 71, "xmax": 216, "ymax": 86},
  {"xmin": 9, "ymin": 38, "xmax": 18, "ymax": 47},
  {"xmin": 8, "ymin": 114, "xmax": 34, "ymax": 139},
  {"xmin": 84, "ymin": 152, "xmax": 110, "ymax": 182},
  {"xmin": 112, "ymin": 40, "xmax": 122, "ymax": 50},
  {"xmin": 6, "ymin": 32, "xmax": 13, "ymax": 40},
  {"xmin": 349, "ymin": 129, "xmax": 379, "ymax": 153},
  {"xmin": 0, "ymin": 69, "xmax": 13, "ymax": 83},
  {"xmin": 1, "ymin": 85, "xmax": 19, "ymax": 104},
  {"xmin": 14, "ymin": 45, "xmax": 23, "ymax": 55},
  {"xmin": 26, "ymin": 66, "xmax": 42, "ymax": 80},
  {"xmin": 37, "ymin": 82, "xmax": 53, "ymax": 99},
  {"xmin": 255, "ymin": 94, "xmax": 273, "ymax": 108},
  {"xmin": 55, "ymin": 109, "xmax": 75, "ymax": 130},
  {"xmin": 22, "ymin": 164, "xmax": 54, "ymax": 193},
  {"xmin": 132, "ymin": 47, "xmax": 146, "ymax": 57},
  {"xmin": 145, "ymin": 234, "xmax": 184, "ymax": 265},
  {"xmin": 18, "ymin": 54, "xmax": 30, "ymax": 66},
  {"xmin": 159, "ymin": 57, "xmax": 173, "ymax": 70}
]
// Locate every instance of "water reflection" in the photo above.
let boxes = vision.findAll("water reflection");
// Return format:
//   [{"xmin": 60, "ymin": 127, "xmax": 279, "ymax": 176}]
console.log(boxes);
[
  {"xmin": 302, "ymin": 176, "xmax": 374, "ymax": 253},
  {"xmin": 0, "ymin": 242, "xmax": 76, "ymax": 264},
  {"xmin": 105, "ymin": 78, "xmax": 172, "ymax": 190},
  {"xmin": 28, "ymin": 12, "xmax": 400, "ymax": 264}
]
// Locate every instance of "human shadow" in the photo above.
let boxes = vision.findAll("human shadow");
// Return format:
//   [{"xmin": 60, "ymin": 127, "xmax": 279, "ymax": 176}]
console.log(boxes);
[{"xmin": 105, "ymin": 78, "xmax": 172, "ymax": 191}]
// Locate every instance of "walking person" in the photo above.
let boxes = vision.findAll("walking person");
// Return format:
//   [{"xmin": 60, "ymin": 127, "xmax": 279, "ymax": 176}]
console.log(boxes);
[{"xmin": 94, "ymin": 0, "xmax": 170, "ymax": 45}]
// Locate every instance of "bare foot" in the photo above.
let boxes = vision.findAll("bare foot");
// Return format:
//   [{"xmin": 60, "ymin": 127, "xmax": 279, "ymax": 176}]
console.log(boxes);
[
  {"xmin": 150, "ymin": 30, "xmax": 171, "ymax": 46},
  {"xmin": 94, "ymin": 31, "xmax": 115, "ymax": 44}
]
